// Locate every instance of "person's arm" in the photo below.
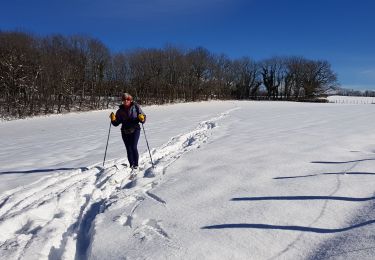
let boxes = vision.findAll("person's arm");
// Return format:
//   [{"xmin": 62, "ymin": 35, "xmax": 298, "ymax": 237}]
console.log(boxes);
[
  {"xmin": 137, "ymin": 105, "xmax": 146, "ymax": 124},
  {"xmin": 110, "ymin": 111, "xmax": 121, "ymax": 126}
]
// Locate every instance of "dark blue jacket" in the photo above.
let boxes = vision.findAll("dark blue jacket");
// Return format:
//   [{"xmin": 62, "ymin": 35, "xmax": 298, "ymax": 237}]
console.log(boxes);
[{"xmin": 112, "ymin": 102, "xmax": 145, "ymax": 134}]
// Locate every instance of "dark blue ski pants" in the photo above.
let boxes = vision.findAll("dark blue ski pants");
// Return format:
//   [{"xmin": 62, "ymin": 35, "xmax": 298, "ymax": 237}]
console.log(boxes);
[{"xmin": 121, "ymin": 128, "xmax": 140, "ymax": 167}]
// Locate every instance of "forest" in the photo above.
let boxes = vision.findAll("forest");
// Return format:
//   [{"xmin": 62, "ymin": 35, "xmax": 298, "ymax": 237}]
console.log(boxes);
[{"xmin": 1, "ymin": 31, "xmax": 341, "ymax": 118}]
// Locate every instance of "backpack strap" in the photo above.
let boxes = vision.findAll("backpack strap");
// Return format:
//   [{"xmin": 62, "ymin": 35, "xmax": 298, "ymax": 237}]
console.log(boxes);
[{"xmin": 133, "ymin": 102, "xmax": 140, "ymax": 115}]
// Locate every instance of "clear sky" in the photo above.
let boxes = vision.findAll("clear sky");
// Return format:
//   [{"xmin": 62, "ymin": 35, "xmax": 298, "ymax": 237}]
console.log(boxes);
[{"xmin": 1, "ymin": 0, "xmax": 375, "ymax": 90}]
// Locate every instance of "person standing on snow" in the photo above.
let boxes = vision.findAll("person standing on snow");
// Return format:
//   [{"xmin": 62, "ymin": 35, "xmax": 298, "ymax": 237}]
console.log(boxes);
[{"xmin": 110, "ymin": 93, "xmax": 146, "ymax": 169}]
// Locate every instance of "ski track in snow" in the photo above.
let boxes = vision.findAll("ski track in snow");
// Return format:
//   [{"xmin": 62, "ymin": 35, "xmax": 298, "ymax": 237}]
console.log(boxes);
[{"xmin": 0, "ymin": 108, "xmax": 238, "ymax": 260}]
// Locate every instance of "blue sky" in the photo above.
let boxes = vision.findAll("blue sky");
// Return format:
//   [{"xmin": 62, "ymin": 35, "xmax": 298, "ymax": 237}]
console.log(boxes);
[{"xmin": 1, "ymin": 0, "xmax": 375, "ymax": 90}]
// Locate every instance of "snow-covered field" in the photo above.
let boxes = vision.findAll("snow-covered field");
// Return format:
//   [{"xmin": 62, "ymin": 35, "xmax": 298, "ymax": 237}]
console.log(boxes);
[
  {"xmin": 327, "ymin": 95, "xmax": 375, "ymax": 104},
  {"xmin": 1, "ymin": 100, "xmax": 375, "ymax": 259}
]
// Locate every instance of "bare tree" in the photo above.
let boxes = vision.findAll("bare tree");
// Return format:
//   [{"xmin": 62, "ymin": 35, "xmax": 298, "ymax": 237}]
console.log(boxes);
[
  {"xmin": 261, "ymin": 57, "xmax": 284, "ymax": 99},
  {"xmin": 0, "ymin": 30, "xmax": 342, "ymax": 119},
  {"xmin": 232, "ymin": 57, "xmax": 261, "ymax": 99},
  {"xmin": 185, "ymin": 47, "xmax": 212, "ymax": 101},
  {"xmin": 302, "ymin": 60, "xmax": 338, "ymax": 97},
  {"xmin": 0, "ymin": 31, "xmax": 42, "ymax": 117}
]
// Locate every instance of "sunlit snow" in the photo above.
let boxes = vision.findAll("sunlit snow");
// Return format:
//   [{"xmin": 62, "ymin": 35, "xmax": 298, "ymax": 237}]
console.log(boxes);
[{"xmin": 1, "ymin": 100, "xmax": 375, "ymax": 259}]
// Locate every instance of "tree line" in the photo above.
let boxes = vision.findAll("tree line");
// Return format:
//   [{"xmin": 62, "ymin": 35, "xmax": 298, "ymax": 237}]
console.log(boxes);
[
  {"xmin": 335, "ymin": 88, "xmax": 375, "ymax": 97},
  {"xmin": 0, "ymin": 31, "xmax": 339, "ymax": 118}
]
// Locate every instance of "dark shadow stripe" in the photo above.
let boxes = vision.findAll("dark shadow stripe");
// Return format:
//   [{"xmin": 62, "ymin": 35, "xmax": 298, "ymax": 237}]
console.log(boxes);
[
  {"xmin": 202, "ymin": 220, "xmax": 375, "ymax": 233},
  {"xmin": 0, "ymin": 196, "xmax": 10, "ymax": 209},
  {"xmin": 324, "ymin": 172, "xmax": 375, "ymax": 175},
  {"xmin": 274, "ymin": 174, "xmax": 318, "ymax": 179},
  {"xmin": 274, "ymin": 172, "xmax": 375, "ymax": 180},
  {"xmin": 75, "ymin": 200, "xmax": 104, "ymax": 260},
  {"xmin": 0, "ymin": 167, "xmax": 89, "ymax": 175},
  {"xmin": 311, "ymin": 158, "xmax": 375, "ymax": 164},
  {"xmin": 231, "ymin": 196, "xmax": 375, "ymax": 202}
]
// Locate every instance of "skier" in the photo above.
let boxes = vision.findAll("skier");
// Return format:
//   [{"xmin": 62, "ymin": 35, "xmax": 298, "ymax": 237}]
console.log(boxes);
[{"xmin": 110, "ymin": 93, "xmax": 146, "ymax": 170}]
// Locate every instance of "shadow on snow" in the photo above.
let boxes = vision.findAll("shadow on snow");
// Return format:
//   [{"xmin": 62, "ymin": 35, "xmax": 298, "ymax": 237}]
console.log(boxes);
[
  {"xmin": 203, "ymin": 154, "xmax": 375, "ymax": 234},
  {"xmin": 231, "ymin": 196, "xmax": 375, "ymax": 202},
  {"xmin": 311, "ymin": 158, "xmax": 375, "ymax": 164},
  {"xmin": 274, "ymin": 172, "xmax": 375, "ymax": 180},
  {"xmin": 0, "ymin": 167, "xmax": 89, "ymax": 175},
  {"xmin": 201, "ymin": 220, "xmax": 375, "ymax": 233}
]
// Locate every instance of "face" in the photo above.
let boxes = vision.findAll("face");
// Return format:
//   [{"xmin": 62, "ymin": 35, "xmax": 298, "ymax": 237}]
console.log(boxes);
[{"xmin": 123, "ymin": 98, "xmax": 132, "ymax": 106}]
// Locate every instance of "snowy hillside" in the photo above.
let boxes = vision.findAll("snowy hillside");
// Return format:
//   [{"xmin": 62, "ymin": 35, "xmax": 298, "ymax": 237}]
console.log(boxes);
[{"xmin": 1, "ymin": 101, "xmax": 375, "ymax": 259}]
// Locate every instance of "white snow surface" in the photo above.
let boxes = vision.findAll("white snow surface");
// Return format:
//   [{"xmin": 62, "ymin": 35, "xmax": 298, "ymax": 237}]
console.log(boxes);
[
  {"xmin": 327, "ymin": 95, "xmax": 375, "ymax": 104},
  {"xmin": 1, "ymin": 100, "xmax": 375, "ymax": 259}
]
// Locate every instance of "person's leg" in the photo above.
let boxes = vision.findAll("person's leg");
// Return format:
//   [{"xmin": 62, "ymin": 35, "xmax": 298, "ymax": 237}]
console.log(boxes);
[
  {"xmin": 122, "ymin": 131, "xmax": 135, "ymax": 167},
  {"xmin": 129, "ymin": 128, "xmax": 140, "ymax": 167}
]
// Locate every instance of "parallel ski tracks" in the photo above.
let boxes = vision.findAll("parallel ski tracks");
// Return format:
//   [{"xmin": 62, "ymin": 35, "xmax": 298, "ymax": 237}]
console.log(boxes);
[{"xmin": 0, "ymin": 108, "xmax": 237, "ymax": 259}]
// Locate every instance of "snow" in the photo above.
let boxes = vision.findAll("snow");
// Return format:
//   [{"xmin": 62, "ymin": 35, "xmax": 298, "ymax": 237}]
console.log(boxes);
[
  {"xmin": 327, "ymin": 95, "xmax": 375, "ymax": 104},
  {"xmin": 1, "ymin": 100, "xmax": 375, "ymax": 259}
]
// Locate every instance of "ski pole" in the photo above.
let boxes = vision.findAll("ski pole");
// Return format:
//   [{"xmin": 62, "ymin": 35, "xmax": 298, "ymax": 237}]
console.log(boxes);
[
  {"xmin": 142, "ymin": 124, "xmax": 154, "ymax": 168},
  {"xmin": 103, "ymin": 121, "xmax": 112, "ymax": 167}
]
